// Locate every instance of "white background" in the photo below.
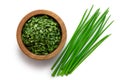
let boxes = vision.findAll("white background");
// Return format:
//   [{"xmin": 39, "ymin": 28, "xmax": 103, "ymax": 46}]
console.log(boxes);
[{"xmin": 0, "ymin": 0, "xmax": 120, "ymax": 80}]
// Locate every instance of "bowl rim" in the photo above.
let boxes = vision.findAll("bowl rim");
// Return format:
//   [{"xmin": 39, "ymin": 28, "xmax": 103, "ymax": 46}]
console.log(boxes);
[{"xmin": 16, "ymin": 10, "xmax": 67, "ymax": 60}]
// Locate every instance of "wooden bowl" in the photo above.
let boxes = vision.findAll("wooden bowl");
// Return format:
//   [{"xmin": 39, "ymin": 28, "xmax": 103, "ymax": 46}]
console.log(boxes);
[{"xmin": 16, "ymin": 10, "xmax": 67, "ymax": 60}]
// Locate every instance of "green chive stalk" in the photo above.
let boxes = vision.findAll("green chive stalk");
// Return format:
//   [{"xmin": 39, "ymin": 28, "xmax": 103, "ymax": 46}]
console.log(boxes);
[{"xmin": 51, "ymin": 6, "xmax": 113, "ymax": 76}]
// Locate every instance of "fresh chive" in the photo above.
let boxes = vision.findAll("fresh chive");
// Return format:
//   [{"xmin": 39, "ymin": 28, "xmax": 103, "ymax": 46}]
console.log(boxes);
[{"xmin": 51, "ymin": 6, "xmax": 113, "ymax": 76}]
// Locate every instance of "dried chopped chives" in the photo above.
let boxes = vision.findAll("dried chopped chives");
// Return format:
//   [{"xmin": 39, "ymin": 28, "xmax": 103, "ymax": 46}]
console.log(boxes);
[{"xmin": 22, "ymin": 15, "xmax": 61, "ymax": 55}]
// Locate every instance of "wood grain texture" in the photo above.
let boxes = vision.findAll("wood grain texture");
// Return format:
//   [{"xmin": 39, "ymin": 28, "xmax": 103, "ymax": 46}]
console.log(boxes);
[{"xmin": 16, "ymin": 10, "xmax": 67, "ymax": 60}]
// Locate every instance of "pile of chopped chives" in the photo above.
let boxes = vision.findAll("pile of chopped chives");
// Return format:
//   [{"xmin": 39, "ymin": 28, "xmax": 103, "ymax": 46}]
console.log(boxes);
[
  {"xmin": 51, "ymin": 6, "xmax": 113, "ymax": 76},
  {"xmin": 22, "ymin": 15, "xmax": 61, "ymax": 55}
]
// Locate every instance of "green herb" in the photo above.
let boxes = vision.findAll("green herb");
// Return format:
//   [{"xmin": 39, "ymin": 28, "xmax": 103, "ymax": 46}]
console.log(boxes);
[
  {"xmin": 22, "ymin": 15, "xmax": 61, "ymax": 55},
  {"xmin": 51, "ymin": 5, "xmax": 113, "ymax": 76}
]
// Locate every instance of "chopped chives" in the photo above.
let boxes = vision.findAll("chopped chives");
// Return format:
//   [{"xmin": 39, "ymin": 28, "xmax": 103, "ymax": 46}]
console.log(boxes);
[{"xmin": 22, "ymin": 15, "xmax": 62, "ymax": 55}]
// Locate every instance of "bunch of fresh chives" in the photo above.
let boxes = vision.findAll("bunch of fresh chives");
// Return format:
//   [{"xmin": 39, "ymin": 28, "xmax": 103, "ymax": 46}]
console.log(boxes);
[{"xmin": 51, "ymin": 6, "xmax": 114, "ymax": 76}]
